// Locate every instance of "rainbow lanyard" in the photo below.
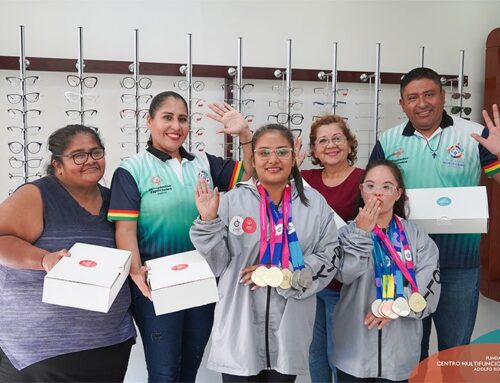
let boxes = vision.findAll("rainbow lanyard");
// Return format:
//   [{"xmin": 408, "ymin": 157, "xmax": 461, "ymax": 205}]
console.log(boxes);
[
  {"xmin": 257, "ymin": 183, "xmax": 304, "ymax": 270},
  {"xmin": 373, "ymin": 216, "xmax": 420, "ymax": 295}
]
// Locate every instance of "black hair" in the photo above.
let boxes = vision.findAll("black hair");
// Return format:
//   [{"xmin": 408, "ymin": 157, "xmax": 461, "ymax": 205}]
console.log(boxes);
[
  {"xmin": 46, "ymin": 125, "xmax": 104, "ymax": 175},
  {"xmin": 147, "ymin": 91, "xmax": 189, "ymax": 146},
  {"xmin": 357, "ymin": 159, "xmax": 408, "ymax": 219},
  {"xmin": 252, "ymin": 123, "xmax": 309, "ymax": 206},
  {"xmin": 400, "ymin": 67, "xmax": 442, "ymax": 98}
]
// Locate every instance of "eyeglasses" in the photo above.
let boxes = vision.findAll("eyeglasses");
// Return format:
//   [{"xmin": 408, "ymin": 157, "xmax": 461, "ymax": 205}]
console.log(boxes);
[
  {"xmin": 268, "ymin": 100, "xmax": 303, "ymax": 111},
  {"xmin": 120, "ymin": 94, "xmax": 153, "ymax": 104},
  {"xmin": 7, "ymin": 125, "xmax": 42, "ymax": 136},
  {"xmin": 191, "ymin": 98, "xmax": 206, "ymax": 107},
  {"xmin": 191, "ymin": 112, "xmax": 204, "ymax": 122},
  {"xmin": 450, "ymin": 106, "xmax": 472, "ymax": 116},
  {"xmin": 313, "ymin": 101, "xmax": 346, "ymax": 107},
  {"xmin": 55, "ymin": 148, "xmax": 105, "ymax": 165},
  {"xmin": 119, "ymin": 141, "xmax": 148, "ymax": 148},
  {"xmin": 190, "ymin": 127, "xmax": 205, "ymax": 136},
  {"xmin": 7, "ymin": 92, "xmax": 40, "ymax": 104},
  {"xmin": 120, "ymin": 124, "xmax": 149, "ymax": 135},
  {"xmin": 192, "ymin": 142, "xmax": 206, "ymax": 152},
  {"xmin": 244, "ymin": 114, "xmax": 254, "ymax": 123},
  {"xmin": 8, "ymin": 141, "xmax": 42, "ymax": 154},
  {"xmin": 6, "ymin": 75, "xmax": 39, "ymax": 87},
  {"xmin": 254, "ymin": 147, "xmax": 293, "ymax": 159},
  {"xmin": 174, "ymin": 80, "xmax": 205, "ymax": 92},
  {"xmin": 361, "ymin": 182, "xmax": 397, "ymax": 195},
  {"xmin": 120, "ymin": 77, "xmax": 152, "ymax": 90},
  {"xmin": 313, "ymin": 115, "xmax": 349, "ymax": 121},
  {"xmin": 64, "ymin": 91, "xmax": 99, "ymax": 103},
  {"xmin": 8, "ymin": 108, "xmax": 42, "ymax": 119},
  {"xmin": 313, "ymin": 87, "xmax": 349, "ymax": 97},
  {"xmin": 65, "ymin": 109, "xmax": 98, "ymax": 118},
  {"xmin": 222, "ymin": 83, "xmax": 254, "ymax": 93},
  {"xmin": 120, "ymin": 109, "xmax": 148, "ymax": 119},
  {"xmin": 451, "ymin": 92, "xmax": 471, "ymax": 100},
  {"xmin": 67, "ymin": 75, "xmax": 98, "ymax": 88},
  {"xmin": 315, "ymin": 136, "xmax": 347, "ymax": 148},
  {"xmin": 9, "ymin": 157, "xmax": 42, "ymax": 169},
  {"xmin": 9, "ymin": 172, "xmax": 42, "ymax": 182},
  {"xmin": 267, "ymin": 113, "xmax": 304, "ymax": 125},
  {"xmin": 271, "ymin": 85, "xmax": 304, "ymax": 97}
]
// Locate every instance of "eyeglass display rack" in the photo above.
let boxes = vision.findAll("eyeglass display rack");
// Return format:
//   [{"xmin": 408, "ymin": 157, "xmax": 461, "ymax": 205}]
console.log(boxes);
[{"xmin": 5, "ymin": 25, "xmax": 42, "ymax": 185}]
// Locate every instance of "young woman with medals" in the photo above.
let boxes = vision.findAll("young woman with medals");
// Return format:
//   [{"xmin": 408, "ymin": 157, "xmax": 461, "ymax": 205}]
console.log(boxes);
[
  {"xmin": 190, "ymin": 124, "xmax": 341, "ymax": 382},
  {"xmin": 332, "ymin": 159, "xmax": 440, "ymax": 383}
]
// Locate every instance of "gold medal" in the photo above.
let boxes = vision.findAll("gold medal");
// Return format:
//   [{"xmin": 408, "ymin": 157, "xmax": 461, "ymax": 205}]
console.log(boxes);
[
  {"xmin": 392, "ymin": 297, "xmax": 411, "ymax": 317},
  {"xmin": 371, "ymin": 299, "xmax": 383, "ymax": 318},
  {"xmin": 251, "ymin": 266, "xmax": 268, "ymax": 287},
  {"xmin": 264, "ymin": 266, "xmax": 284, "ymax": 287},
  {"xmin": 408, "ymin": 292, "xmax": 427, "ymax": 313},
  {"xmin": 279, "ymin": 268, "xmax": 292, "ymax": 289}
]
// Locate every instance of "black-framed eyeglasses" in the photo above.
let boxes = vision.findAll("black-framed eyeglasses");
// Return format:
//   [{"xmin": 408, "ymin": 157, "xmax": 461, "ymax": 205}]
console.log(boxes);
[
  {"xmin": 7, "ymin": 92, "xmax": 40, "ymax": 104},
  {"xmin": 8, "ymin": 141, "xmax": 42, "ymax": 154},
  {"xmin": 192, "ymin": 141, "xmax": 206, "ymax": 152},
  {"xmin": 65, "ymin": 109, "xmax": 98, "ymax": 118},
  {"xmin": 8, "ymin": 108, "xmax": 42, "ymax": 119},
  {"xmin": 191, "ymin": 127, "xmax": 205, "ymax": 136},
  {"xmin": 313, "ymin": 100, "xmax": 346, "ymax": 107},
  {"xmin": 450, "ymin": 106, "xmax": 472, "ymax": 115},
  {"xmin": 67, "ymin": 75, "xmax": 98, "ymax": 88},
  {"xmin": 221, "ymin": 83, "xmax": 254, "ymax": 93},
  {"xmin": 9, "ymin": 157, "xmax": 43, "ymax": 169},
  {"xmin": 120, "ymin": 94, "xmax": 153, "ymax": 104},
  {"xmin": 174, "ymin": 80, "xmax": 205, "ymax": 92},
  {"xmin": 6, "ymin": 75, "xmax": 39, "ymax": 87},
  {"xmin": 120, "ymin": 77, "xmax": 152, "ymax": 90},
  {"xmin": 254, "ymin": 147, "xmax": 293, "ymax": 159},
  {"xmin": 120, "ymin": 109, "xmax": 149, "ymax": 119},
  {"xmin": 55, "ymin": 148, "xmax": 105, "ymax": 165},
  {"xmin": 267, "ymin": 113, "xmax": 304, "ymax": 125},
  {"xmin": 451, "ymin": 92, "xmax": 471, "ymax": 100}
]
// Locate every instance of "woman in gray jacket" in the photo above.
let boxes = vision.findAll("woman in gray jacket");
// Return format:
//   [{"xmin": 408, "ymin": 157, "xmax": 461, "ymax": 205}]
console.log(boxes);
[
  {"xmin": 190, "ymin": 124, "xmax": 341, "ymax": 382},
  {"xmin": 333, "ymin": 159, "xmax": 440, "ymax": 382}
]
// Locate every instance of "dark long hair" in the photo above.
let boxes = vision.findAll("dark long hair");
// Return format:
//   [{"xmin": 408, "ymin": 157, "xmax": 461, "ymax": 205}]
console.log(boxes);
[
  {"xmin": 357, "ymin": 159, "xmax": 408, "ymax": 219},
  {"xmin": 252, "ymin": 123, "xmax": 309, "ymax": 206},
  {"xmin": 46, "ymin": 125, "xmax": 104, "ymax": 175}
]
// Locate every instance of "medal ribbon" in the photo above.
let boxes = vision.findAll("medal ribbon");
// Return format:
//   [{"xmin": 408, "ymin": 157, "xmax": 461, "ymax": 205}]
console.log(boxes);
[
  {"xmin": 394, "ymin": 216, "xmax": 418, "ymax": 291},
  {"xmin": 372, "ymin": 217, "xmax": 419, "ymax": 293},
  {"xmin": 370, "ymin": 233, "xmax": 384, "ymax": 300},
  {"xmin": 282, "ymin": 185, "xmax": 303, "ymax": 270}
]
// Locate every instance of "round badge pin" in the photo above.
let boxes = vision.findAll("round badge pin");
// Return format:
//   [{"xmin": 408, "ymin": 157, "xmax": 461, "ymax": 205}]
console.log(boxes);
[
  {"xmin": 229, "ymin": 215, "xmax": 244, "ymax": 236},
  {"xmin": 242, "ymin": 217, "xmax": 257, "ymax": 234}
]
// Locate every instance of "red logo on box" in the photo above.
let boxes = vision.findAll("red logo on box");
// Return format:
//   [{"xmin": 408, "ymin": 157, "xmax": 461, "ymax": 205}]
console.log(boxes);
[
  {"xmin": 242, "ymin": 217, "xmax": 257, "ymax": 234},
  {"xmin": 171, "ymin": 264, "xmax": 188, "ymax": 271},
  {"xmin": 79, "ymin": 260, "xmax": 97, "ymax": 267}
]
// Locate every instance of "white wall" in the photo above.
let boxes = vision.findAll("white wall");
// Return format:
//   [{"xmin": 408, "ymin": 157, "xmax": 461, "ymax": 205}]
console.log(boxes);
[{"xmin": 1, "ymin": 1, "xmax": 499, "ymax": 382}]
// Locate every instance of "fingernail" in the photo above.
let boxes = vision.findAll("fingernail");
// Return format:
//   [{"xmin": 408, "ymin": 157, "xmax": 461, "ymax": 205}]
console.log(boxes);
[{"xmin": 239, "ymin": 278, "xmax": 245, "ymax": 283}]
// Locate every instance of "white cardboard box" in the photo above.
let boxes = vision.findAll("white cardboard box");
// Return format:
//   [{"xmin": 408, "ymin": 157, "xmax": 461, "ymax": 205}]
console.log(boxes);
[
  {"xmin": 146, "ymin": 250, "xmax": 219, "ymax": 316},
  {"xmin": 406, "ymin": 186, "xmax": 489, "ymax": 234},
  {"xmin": 42, "ymin": 243, "xmax": 131, "ymax": 313}
]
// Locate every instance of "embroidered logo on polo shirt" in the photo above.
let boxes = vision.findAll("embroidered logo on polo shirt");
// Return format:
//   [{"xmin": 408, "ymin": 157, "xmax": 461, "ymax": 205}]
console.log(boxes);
[
  {"xmin": 147, "ymin": 175, "xmax": 173, "ymax": 195},
  {"xmin": 387, "ymin": 148, "xmax": 409, "ymax": 165},
  {"xmin": 447, "ymin": 143, "xmax": 464, "ymax": 159},
  {"xmin": 151, "ymin": 176, "xmax": 162, "ymax": 185}
]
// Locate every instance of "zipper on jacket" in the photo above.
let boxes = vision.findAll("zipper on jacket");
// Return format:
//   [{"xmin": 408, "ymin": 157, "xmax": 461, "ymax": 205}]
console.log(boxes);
[
  {"xmin": 377, "ymin": 329, "xmax": 382, "ymax": 378},
  {"xmin": 265, "ymin": 286, "xmax": 271, "ymax": 369}
]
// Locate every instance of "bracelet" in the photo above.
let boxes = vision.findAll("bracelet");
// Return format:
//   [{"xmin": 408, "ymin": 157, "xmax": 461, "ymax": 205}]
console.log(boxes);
[{"xmin": 239, "ymin": 140, "xmax": 252, "ymax": 146}]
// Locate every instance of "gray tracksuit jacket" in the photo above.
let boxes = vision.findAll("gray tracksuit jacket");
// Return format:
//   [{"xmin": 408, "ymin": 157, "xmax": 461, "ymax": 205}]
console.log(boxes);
[
  {"xmin": 333, "ymin": 220, "xmax": 441, "ymax": 381},
  {"xmin": 189, "ymin": 180, "xmax": 340, "ymax": 376}
]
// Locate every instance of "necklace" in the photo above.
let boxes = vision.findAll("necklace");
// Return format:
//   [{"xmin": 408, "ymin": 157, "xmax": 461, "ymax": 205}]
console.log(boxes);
[{"xmin": 423, "ymin": 132, "xmax": 443, "ymax": 159}]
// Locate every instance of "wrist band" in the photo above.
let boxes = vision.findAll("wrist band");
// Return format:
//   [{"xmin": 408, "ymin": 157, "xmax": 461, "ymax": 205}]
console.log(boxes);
[{"xmin": 240, "ymin": 140, "xmax": 252, "ymax": 146}]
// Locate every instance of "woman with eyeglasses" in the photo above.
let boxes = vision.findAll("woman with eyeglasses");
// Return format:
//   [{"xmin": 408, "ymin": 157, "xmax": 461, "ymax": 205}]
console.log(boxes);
[
  {"xmin": 108, "ymin": 91, "xmax": 254, "ymax": 382},
  {"xmin": 300, "ymin": 115, "xmax": 364, "ymax": 383},
  {"xmin": 189, "ymin": 124, "xmax": 340, "ymax": 383},
  {"xmin": 333, "ymin": 159, "xmax": 440, "ymax": 382},
  {"xmin": 0, "ymin": 125, "xmax": 136, "ymax": 382}
]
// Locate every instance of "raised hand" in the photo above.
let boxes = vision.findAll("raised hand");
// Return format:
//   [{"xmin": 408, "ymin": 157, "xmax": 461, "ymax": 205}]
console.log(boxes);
[
  {"xmin": 355, "ymin": 198, "xmax": 381, "ymax": 232},
  {"xmin": 207, "ymin": 102, "xmax": 250, "ymax": 137},
  {"xmin": 194, "ymin": 179, "xmax": 220, "ymax": 221},
  {"xmin": 294, "ymin": 136, "xmax": 306, "ymax": 168},
  {"xmin": 472, "ymin": 104, "xmax": 500, "ymax": 158}
]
